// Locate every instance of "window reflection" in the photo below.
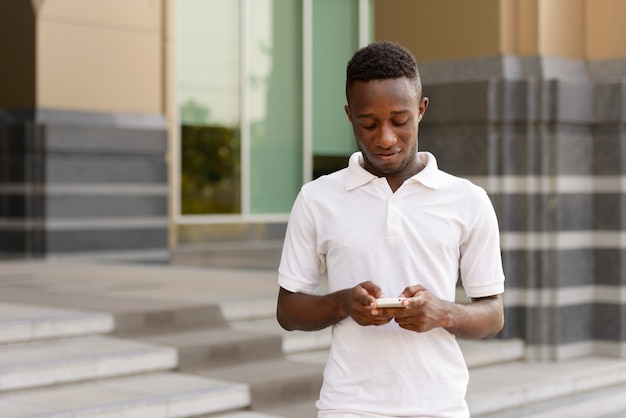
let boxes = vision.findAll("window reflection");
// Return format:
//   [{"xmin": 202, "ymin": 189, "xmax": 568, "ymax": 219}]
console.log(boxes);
[{"xmin": 178, "ymin": 0, "xmax": 241, "ymax": 214}]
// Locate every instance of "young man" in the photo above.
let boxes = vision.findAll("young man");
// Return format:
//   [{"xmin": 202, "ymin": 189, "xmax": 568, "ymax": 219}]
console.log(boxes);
[{"xmin": 277, "ymin": 41, "xmax": 505, "ymax": 418}]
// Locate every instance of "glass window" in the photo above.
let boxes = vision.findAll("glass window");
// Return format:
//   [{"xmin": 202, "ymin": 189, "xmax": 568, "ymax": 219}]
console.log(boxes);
[
  {"xmin": 248, "ymin": 0, "xmax": 303, "ymax": 213},
  {"xmin": 177, "ymin": 0, "xmax": 241, "ymax": 214},
  {"xmin": 312, "ymin": 0, "xmax": 360, "ymax": 167}
]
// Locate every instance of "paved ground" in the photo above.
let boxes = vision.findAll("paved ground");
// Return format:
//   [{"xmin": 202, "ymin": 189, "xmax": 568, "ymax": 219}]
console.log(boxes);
[
  {"xmin": 1, "ymin": 259, "xmax": 626, "ymax": 417},
  {"xmin": 0, "ymin": 259, "xmax": 280, "ymax": 319}
]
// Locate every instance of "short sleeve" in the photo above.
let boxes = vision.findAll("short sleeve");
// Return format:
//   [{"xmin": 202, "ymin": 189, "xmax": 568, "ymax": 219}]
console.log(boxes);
[
  {"xmin": 278, "ymin": 190, "xmax": 324, "ymax": 295},
  {"xmin": 459, "ymin": 188, "xmax": 505, "ymax": 298}
]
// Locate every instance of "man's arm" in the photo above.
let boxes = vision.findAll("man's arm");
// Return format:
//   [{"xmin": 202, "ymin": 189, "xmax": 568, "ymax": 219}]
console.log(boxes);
[
  {"xmin": 277, "ymin": 281, "xmax": 393, "ymax": 331},
  {"xmin": 390, "ymin": 285, "xmax": 504, "ymax": 339}
]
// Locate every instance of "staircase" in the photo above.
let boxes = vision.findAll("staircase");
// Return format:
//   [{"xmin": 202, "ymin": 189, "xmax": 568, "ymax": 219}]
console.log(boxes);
[
  {"xmin": 0, "ymin": 261, "xmax": 625, "ymax": 417},
  {"xmin": 0, "ymin": 301, "xmax": 250, "ymax": 417}
]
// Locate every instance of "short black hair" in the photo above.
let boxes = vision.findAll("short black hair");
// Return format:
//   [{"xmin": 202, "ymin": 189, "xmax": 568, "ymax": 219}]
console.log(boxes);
[{"xmin": 345, "ymin": 41, "xmax": 422, "ymax": 101}]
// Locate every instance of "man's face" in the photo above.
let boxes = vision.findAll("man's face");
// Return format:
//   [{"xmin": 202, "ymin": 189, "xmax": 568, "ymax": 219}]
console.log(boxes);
[{"xmin": 345, "ymin": 78, "xmax": 428, "ymax": 180}]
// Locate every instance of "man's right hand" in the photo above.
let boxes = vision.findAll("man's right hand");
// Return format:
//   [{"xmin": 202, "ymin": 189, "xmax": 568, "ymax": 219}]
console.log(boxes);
[{"xmin": 346, "ymin": 281, "xmax": 394, "ymax": 326}]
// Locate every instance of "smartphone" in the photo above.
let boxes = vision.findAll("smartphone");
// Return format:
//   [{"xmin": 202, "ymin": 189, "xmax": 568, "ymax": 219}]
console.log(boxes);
[{"xmin": 374, "ymin": 297, "xmax": 406, "ymax": 308}]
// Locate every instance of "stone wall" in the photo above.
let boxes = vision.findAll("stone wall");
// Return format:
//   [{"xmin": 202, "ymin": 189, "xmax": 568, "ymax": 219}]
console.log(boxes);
[
  {"xmin": 419, "ymin": 56, "xmax": 626, "ymax": 360},
  {"xmin": 0, "ymin": 109, "xmax": 169, "ymax": 260}
]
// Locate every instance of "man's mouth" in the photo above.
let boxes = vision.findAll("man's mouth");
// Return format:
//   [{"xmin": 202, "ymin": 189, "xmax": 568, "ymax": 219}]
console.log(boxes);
[{"xmin": 375, "ymin": 150, "xmax": 400, "ymax": 160}]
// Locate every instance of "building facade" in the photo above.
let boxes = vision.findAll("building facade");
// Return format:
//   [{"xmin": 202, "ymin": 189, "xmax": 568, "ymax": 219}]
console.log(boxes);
[{"xmin": 1, "ymin": 0, "xmax": 625, "ymax": 360}]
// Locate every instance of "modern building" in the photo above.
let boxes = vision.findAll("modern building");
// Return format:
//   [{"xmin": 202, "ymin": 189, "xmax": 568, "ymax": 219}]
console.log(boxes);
[{"xmin": 1, "ymin": 0, "xmax": 625, "ymax": 360}]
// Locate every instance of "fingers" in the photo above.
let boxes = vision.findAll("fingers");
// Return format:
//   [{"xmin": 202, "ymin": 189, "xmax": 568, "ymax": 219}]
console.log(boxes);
[
  {"xmin": 400, "ymin": 284, "xmax": 426, "ymax": 298},
  {"xmin": 361, "ymin": 281, "xmax": 384, "ymax": 299}
]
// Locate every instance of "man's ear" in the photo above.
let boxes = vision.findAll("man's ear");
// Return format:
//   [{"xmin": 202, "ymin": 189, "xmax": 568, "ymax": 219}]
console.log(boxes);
[
  {"xmin": 344, "ymin": 105, "xmax": 352, "ymax": 122},
  {"xmin": 418, "ymin": 97, "xmax": 429, "ymax": 121}
]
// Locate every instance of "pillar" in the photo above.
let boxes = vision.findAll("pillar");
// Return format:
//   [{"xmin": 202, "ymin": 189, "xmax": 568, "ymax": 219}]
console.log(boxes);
[{"xmin": 375, "ymin": 0, "xmax": 626, "ymax": 360}]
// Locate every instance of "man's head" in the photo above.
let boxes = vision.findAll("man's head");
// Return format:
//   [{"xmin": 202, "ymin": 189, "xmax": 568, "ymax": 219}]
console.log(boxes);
[
  {"xmin": 344, "ymin": 41, "xmax": 428, "ymax": 190},
  {"xmin": 346, "ymin": 41, "xmax": 422, "ymax": 104}
]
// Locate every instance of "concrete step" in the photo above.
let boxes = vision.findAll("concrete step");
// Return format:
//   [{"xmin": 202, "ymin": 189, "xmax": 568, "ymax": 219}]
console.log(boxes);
[
  {"xmin": 114, "ymin": 303, "xmax": 228, "ymax": 336},
  {"xmin": 467, "ymin": 356, "xmax": 626, "ymax": 417},
  {"xmin": 231, "ymin": 318, "xmax": 331, "ymax": 354},
  {"xmin": 0, "ymin": 371, "xmax": 249, "ymax": 417},
  {"xmin": 232, "ymin": 317, "xmax": 525, "ymax": 368},
  {"xmin": 257, "ymin": 400, "xmax": 318, "ymax": 418},
  {"xmin": 196, "ymin": 359, "xmax": 324, "ymax": 410},
  {"xmin": 171, "ymin": 241, "xmax": 283, "ymax": 271},
  {"xmin": 133, "ymin": 328, "xmax": 284, "ymax": 372},
  {"xmin": 0, "ymin": 335, "xmax": 176, "ymax": 392},
  {"xmin": 476, "ymin": 382, "xmax": 626, "ymax": 418},
  {"xmin": 199, "ymin": 410, "xmax": 290, "ymax": 418},
  {"xmin": 0, "ymin": 301, "xmax": 113, "ymax": 344},
  {"xmin": 459, "ymin": 338, "xmax": 525, "ymax": 368}
]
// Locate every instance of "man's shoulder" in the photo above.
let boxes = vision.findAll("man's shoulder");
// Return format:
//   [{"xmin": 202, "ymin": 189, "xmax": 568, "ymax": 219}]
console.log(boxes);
[
  {"xmin": 436, "ymin": 170, "xmax": 489, "ymax": 201},
  {"xmin": 302, "ymin": 167, "xmax": 349, "ymax": 192},
  {"xmin": 437, "ymin": 169, "xmax": 478, "ymax": 187}
]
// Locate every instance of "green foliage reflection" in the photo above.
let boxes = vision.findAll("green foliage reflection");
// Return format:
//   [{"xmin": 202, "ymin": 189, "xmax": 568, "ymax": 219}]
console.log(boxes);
[{"xmin": 180, "ymin": 125, "xmax": 241, "ymax": 214}]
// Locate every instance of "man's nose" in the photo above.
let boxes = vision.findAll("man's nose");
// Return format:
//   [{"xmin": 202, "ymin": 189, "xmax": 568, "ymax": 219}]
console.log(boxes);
[{"xmin": 377, "ymin": 124, "xmax": 397, "ymax": 148}]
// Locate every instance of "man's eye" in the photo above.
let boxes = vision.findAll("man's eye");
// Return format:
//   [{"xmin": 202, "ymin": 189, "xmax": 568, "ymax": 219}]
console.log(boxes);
[
  {"xmin": 392, "ymin": 120, "xmax": 408, "ymax": 126},
  {"xmin": 361, "ymin": 124, "xmax": 376, "ymax": 130}
]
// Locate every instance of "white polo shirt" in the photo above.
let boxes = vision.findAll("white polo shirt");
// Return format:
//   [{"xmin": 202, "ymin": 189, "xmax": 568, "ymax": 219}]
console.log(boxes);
[{"xmin": 278, "ymin": 151, "xmax": 505, "ymax": 418}]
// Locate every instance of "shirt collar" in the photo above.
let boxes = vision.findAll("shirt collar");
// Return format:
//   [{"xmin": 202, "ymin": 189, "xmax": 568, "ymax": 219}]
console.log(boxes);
[{"xmin": 345, "ymin": 151, "xmax": 440, "ymax": 191}]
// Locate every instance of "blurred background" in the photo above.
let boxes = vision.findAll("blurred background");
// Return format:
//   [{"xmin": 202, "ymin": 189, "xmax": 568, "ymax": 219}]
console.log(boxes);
[{"xmin": 1, "ymin": 0, "xmax": 625, "ymax": 362}]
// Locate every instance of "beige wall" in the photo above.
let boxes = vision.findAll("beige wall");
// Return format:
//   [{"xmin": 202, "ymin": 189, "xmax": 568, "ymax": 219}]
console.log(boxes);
[
  {"xmin": 586, "ymin": 0, "xmax": 626, "ymax": 60},
  {"xmin": 375, "ymin": 0, "xmax": 626, "ymax": 62},
  {"xmin": 36, "ymin": 0, "xmax": 164, "ymax": 114},
  {"xmin": 539, "ymin": 0, "xmax": 584, "ymax": 59},
  {"xmin": 374, "ymin": 0, "xmax": 502, "ymax": 62}
]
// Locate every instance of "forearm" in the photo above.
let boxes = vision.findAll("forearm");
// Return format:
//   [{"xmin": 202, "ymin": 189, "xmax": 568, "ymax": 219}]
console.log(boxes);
[
  {"xmin": 443, "ymin": 295, "xmax": 504, "ymax": 339},
  {"xmin": 277, "ymin": 287, "xmax": 350, "ymax": 331}
]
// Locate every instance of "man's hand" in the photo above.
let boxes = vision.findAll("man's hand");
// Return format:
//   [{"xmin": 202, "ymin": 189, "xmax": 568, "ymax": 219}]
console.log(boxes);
[
  {"xmin": 347, "ymin": 281, "xmax": 394, "ymax": 326},
  {"xmin": 391, "ymin": 285, "xmax": 450, "ymax": 333},
  {"xmin": 389, "ymin": 284, "xmax": 504, "ymax": 338}
]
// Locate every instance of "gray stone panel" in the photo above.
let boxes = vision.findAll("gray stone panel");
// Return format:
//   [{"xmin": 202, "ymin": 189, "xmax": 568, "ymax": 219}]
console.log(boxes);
[
  {"xmin": 554, "ymin": 81, "xmax": 594, "ymax": 124},
  {"xmin": 594, "ymin": 249, "xmax": 626, "ymax": 286},
  {"xmin": 500, "ymin": 306, "xmax": 531, "ymax": 341},
  {"xmin": 0, "ymin": 108, "xmax": 167, "ymax": 131},
  {"xmin": 0, "ymin": 108, "xmax": 168, "ymax": 256},
  {"xmin": 502, "ymin": 249, "xmax": 594, "ymax": 288},
  {"xmin": 593, "ymin": 81, "xmax": 626, "ymax": 123},
  {"xmin": 498, "ymin": 79, "xmax": 536, "ymax": 122},
  {"xmin": 556, "ymin": 194, "xmax": 594, "ymax": 230},
  {"xmin": 594, "ymin": 194, "xmax": 625, "ymax": 230},
  {"xmin": 0, "ymin": 152, "xmax": 45, "ymax": 183},
  {"xmin": 560, "ymin": 304, "xmax": 594, "ymax": 343},
  {"xmin": 44, "ymin": 124, "xmax": 166, "ymax": 155},
  {"xmin": 588, "ymin": 58, "xmax": 626, "ymax": 82},
  {"xmin": 422, "ymin": 81, "xmax": 495, "ymax": 124},
  {"xmin": 46, "ymin": 228, "xmax": 168, "ymax": 253},
  {"xmin": 592, "ymin": 126, "xmax": 626, "ymax": 175},
  {"xmin": 490, "ymin": 193, "xmax": 530, "ymax": 232},
  {"xmin": 0, "ymin": 230, "xmax": 27, "ymax": 253},
  {"xmin": 503, "ymin": 303, "xmax": 625, "ymax": 345},
  {"xmin": 0, "ymin": 229, "xmax": 44, "ymax": 255},
  {"xmin": 592, "ymin": 304, "xmax": 626, "ymax": 341},
  {"xmin": 418, "ymin": 55, "xmax": 588, "ymax": 84},
  {"xmin": 492, "ymin": 193, "xmax": 594, "ymax": 232},
  {"xmin": 499, "ymin": 123, "xmax": 543, "ymax": 175},
  {"xmin": 555, "ymin": 249, "xmax": 595, "ymax": 287},
  {"xmin": 45, "ymin": 154, "xmax": 166, "ymax": 184},
  {"xmin": 46, "ymin": 195, "xmax": 167, "ymax": 218},
  {"xmin": 419, "ymin": 124, "xmax": 495, "ymax": 176},
  {"xmin": 0, "ymin": 194, "xmax": 44, "ymax": 218},
  {"xmin": 553, "ymin": 125, "xmax": 594, "ymax": 175}
]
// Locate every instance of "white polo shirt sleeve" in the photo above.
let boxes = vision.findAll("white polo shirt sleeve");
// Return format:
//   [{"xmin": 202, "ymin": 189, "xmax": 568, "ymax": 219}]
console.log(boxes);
[
  {"xmin": 459, "ymin": 185, "xmax": 505, "ymax": 298},
  {"xmin": 278, "ymin": 190, "xmax": 325, "ymax": 295}
]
